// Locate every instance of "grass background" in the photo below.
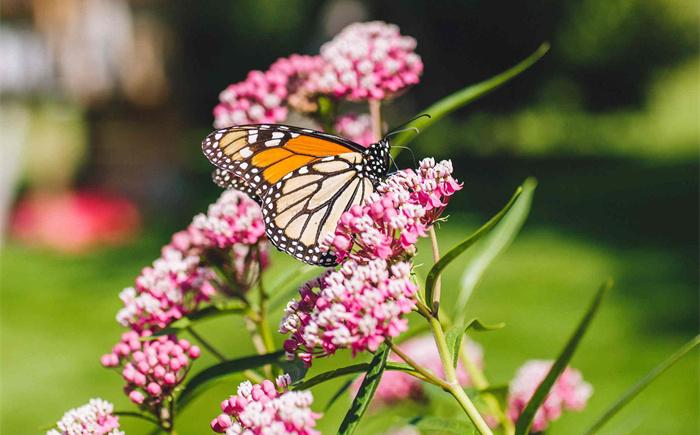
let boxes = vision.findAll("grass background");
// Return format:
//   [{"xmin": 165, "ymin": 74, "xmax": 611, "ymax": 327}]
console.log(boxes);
[{"xmin": 2, "ymin": 196, "xmax": 697, "ymax": 433}]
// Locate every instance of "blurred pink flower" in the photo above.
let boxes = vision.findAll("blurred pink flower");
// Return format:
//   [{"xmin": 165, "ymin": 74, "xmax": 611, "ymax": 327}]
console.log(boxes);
[
  {"xmin": 324, "ymin": 158, "xmax": 461, "ymax": 264},
  {"xmin": 280, "ymin": 259, "xmax": 417, "ymax": 366},
  {"xmin": 269, "ymin": 54, "xmax": 327, "ymax": 113},
  {"xmin": 354, "ymin": 334, "xmax": 484, "ymax": 404},
  {"xmin": 116, "ymin": 246, "xmax": 214, "ymax": 332},
  {"xmin": 317, "ymin": 21, "xmax": 423, "ymax": 101},
  {"xmin": 101, "ymin": 332, "xmax": 200, "ymax": 408},
  {"xmin": 334, "ymin": 113, "xmax": 374, "ymax": 147},
  {"xmin": 47, "ymin": 398, "xmax": 122, "ymax": 435},
  {"xmin": 11, "ymin": 189, "xmax": 140, "ymax": 254},
  {"xmin": 507, "ymin": 360, "xmax": 593, "ymax": 432},
  {"xmin": 210, "ymin": 375, "xmax": 321, "ymax": 434}
]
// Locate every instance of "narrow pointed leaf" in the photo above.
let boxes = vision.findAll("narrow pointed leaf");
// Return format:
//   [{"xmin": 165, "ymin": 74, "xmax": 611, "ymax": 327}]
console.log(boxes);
[
  {"xmin": 324, "ymin": 378, "xmax": 356, "ymax": 412},
  {"xmin": 409, "ymin": 415, "xmax": 476, "ymax": 434},
  {"xmin": 454, "ymin": 177, "xmax": 536, "ymax": 324},
  {"xmin": 514, "ymin": 280, "xmax": 613, "ymax": 435},
  {"xmin": 338, "ymin": 343, "xmax": 391, "ymax": 435},
  {"xmin": 392, "ymin": 43, "xmax": 550, "ymax": 151},
  {"xmin": 177, "ymin": 351, "xmax": 284, "ymax": 410},
  {"xmin": 583, "ymin": 335, "xmax": 700, "ymax": 435},
  {"xmin": 446, "ymin": 319, "xmax": 505, "ymax": 368},
  {"xmin": 425, "ymin": 185, "xmax": 524, "ymax": 304},
  {"xmin": 293, "ymin": 361, "xmax": 414, "ymax": 390}
]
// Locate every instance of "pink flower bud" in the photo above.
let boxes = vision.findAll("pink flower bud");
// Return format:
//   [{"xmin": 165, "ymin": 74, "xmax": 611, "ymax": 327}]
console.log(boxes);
[
  {"xmin": 146, "ymin": 382, "xmax": 162, "ymax": 396},
  {"xmin": 129, "ymin": 390, "xmax": 145, "ymax": 405}
]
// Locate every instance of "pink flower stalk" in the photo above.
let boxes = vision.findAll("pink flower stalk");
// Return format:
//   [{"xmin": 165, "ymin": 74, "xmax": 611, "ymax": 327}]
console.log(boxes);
[
  {"xmin": 354, "ymin": 334, "xmax": 484, "ymax": 404},
  {"xmin": 269, "ymin": 54, "xmax": 327, "ymax": 113},
  {"xmin": 47, "ymin": 398, "xmax": 122, "ymax": 435},
  {"xmin": 213, "ymin": 54, "xmax": 325, "ymax": 127},
  {"xmin": 324, "ymin": 158, "xmax": 461, "ymax": 264},
  {"xmin": 210, "ymin": 375, "xmax": 321, "ymax": 434},
  {"xmin": 116, "ymin": 246, "xmax": 215, "ymax": 332},
  {"xmin": 334, "ymin": 113, "xmax": 374, "ymax": 147},
  {"xmin": 317, "ymin": 21, "xmax": 423, "ymax": 101},
  {"xmin": 507, "ymin": 360, "xmax": 593, "ymax": 432},
  {"xmin": 101, "ymin": 331, "xmax": 200, "ymax": 408},
  {"xmin": 213, "ymin": 69, "xmax": 289, "ymax": 128},
  {"xmin": 280, "ymin": 259, "xmax": 418, "ymax": 366}
]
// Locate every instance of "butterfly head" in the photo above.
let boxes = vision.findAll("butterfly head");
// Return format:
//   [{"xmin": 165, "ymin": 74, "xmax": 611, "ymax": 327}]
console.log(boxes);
[{"xmin": 365, "ymin": 138, "xmax": 391, "ymax": 182}]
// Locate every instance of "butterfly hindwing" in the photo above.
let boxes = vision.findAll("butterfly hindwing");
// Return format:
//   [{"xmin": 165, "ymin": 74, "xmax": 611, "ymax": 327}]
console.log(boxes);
[
  {"xmin": 260, "ymin": 153, "xmax": 375, "ymax": 266},
  {"xmin": 212, "ymin": 168, "xmax": 261, "ymax": 204}
]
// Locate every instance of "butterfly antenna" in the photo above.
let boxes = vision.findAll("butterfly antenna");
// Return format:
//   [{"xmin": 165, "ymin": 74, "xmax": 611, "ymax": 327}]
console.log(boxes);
[
  {"xmin": 385, "ymin": 113, "xmax": 431, "ymax": 136},
  {"xmin": 383, "ymin": 126, "xmax": 420, "ymax": 139},
  {"xmin": 388, "ymin": 153, "xmax": 401, "ymax": 173},
  {"xmin": 391, "ymin": 145, "xmax": 417, "ymax": 168}
]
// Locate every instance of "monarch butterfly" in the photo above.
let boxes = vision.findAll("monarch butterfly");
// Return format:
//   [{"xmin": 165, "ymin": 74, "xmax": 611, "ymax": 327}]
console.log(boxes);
[{"xmin": 202, "ymin": 124, "xmax": 391, "ymax": 266}]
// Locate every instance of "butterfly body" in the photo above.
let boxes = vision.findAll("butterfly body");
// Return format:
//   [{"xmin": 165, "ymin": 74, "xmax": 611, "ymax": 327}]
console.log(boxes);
[{"xmin": 203, "ymin": 124, "xmax": 390, "ymax": 266}]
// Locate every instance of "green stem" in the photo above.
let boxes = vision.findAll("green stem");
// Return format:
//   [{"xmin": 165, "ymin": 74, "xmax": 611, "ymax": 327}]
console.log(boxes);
[
  {"xmin": 186, "ymin": 326, "xmax": 227, "ymax": 362},
  {"xmin": 430, "ymin": 315, "xmax": 494, "ymax": 435},
  {"xmin": 389, "ymin": 341, "xmax": 450, "ymax": 390},
  {"xmin": 428, "ymin": 226, "xmax": 442, "ymax": 315}
]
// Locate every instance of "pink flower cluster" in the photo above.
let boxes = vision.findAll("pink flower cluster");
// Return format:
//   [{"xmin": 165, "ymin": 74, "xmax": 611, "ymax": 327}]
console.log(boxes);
[
  {"xmin": 507, "ymin": 360, "xmax": 593, "ymax": 432},
  {"xmin": 213, "ymin": 21, "xmax": 422, "ymax": 128},
  {"xmin": 210, "ymin": 375, "xmax": 321, "ymax": 434},
  {"xmin": 213, "ymin": 54, "xmax": 324, "ymax": 128},
  {"xmin": 334, "ymin": 113, "xmax": 374, "ymax": 147},
  {"xmin": 324, "ymin": 158, "xmax": 461, "ymax": 264},
  {"xmin": 280, "ymin": 259, "xmax": 417, "ymax": 366},
  {"xmin": 47, "ymin": 398, "xmax": 122, "ymax": 435},
  {"xmin": 361, "ymin": 335, "xmax": 484, "ymax": 404},
  {"xmin": 101, "ymin": 331, "xmax": 200, "ymax": 407},
  {"xmin": 318, "ymin": 21, "xmax": 423, "ymax": 101},
  {"xmin": 116, "ymin": 246, "xmax": 215, "ymax": 332}
]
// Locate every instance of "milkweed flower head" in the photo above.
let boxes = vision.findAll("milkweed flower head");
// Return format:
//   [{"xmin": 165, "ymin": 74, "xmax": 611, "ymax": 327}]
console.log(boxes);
[
  {"xmin": 116, "ymin": 247, "xmax": 215, "ymax": 332},
  {"xmin": 317, "ymin": 21, "xmax": 423, "ymax": 101},
  {"xmin": 214, "ymin": 69, "xmax": 289, "ymax": 128},
  {"xmin": 269, "ymin": 54, "xmax": 327, "ymax": 113},
  {"xmin": 324, "ymin": 157, "xmax": 461, "ymax": 264},
  {"xmin": 507, "ymin": 360, "xmax": 593, "ymax": 432},
  {"xmin": 334, "ymin": 113, "xmax": 374, "ymax": 147},
  {"xmin": 47, "ymin": 398, "xmax": 122, "ymax": 435},
  {"xmin": 280, "ymin": 259, "xmax": 417, "ymax": 366},
  {"xmin": 210, "ymin": 375, "xmax": 321, "ymax": 434},
  {"xmin": 101, "ymin": 332, "xmax": 200, "ymax": 408},
  {"xmin": 357, "ymin": 334, "xmax": 484, "ymax": 404}
]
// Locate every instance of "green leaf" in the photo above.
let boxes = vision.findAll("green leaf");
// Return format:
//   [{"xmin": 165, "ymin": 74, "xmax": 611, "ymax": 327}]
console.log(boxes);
[
  {"xmin": 268, "ymin": 264, "xmax": 323, "ymax": 311},
  {"xmin": 176, "ymin": 351, "xmax": 284, "ymax": 410},
  {"xmin": 338, "ymin": 343, "xmax": 391, "ymax": 435},
  {"xmin": 454, "ymin": 178, "xmax": 536, "ymax": 324},
  {"xmin": 293, "ymin": 361, "xmax": 414, "ymax": 390},
  {"xmin": 409, "ymin": 415, "xmax": 476, "ymax": 434},
  {"xmin": 446, "ymin": 319, "xmax": 505, "ymax": 368},
  {"xmin": 514, "ymin": 279, "xmax": 613, "ymax": 435},
  {"xmin": 392, "ymin": 43, "xmax": 550, "ymax": 151},
  {"xmin": 424, "ymin": 184, "xmax": 524, "ymax": 305},
  {"xmin": 583, "ymin": 335, "xmax": 700, "ymax": 435},
  {"xmin": 147, "ymin": 301, "xmax": 246, "ymax": 337}
]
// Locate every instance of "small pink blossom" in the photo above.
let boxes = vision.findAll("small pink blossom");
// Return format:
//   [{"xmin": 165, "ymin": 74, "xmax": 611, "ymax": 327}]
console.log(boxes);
[
  {"xmin": 116, "ymin": 247, "xmax": 214, "ymax": 332},
  {"xmin": 210, "ymin": 375, "xmax": 321, "ymax": 434},
  {"xmin": 47, "ymin": 398, "xmax": 123, "ymax": 435},
  {"xmin": 354, "ymin": 334, "xmax": 484, "ymax": 404},
  {"xmin": 323, "ymin": 158, "xmax": 461, "ymax": 264},
  {"xmin": 334, "ymin": 113, "xmax": 374, "ymax": 147},
  {"xmin": 101, "ymin": 332, "xmax": 200, "ymax": 409},
  {"xmin": 317, "ymin": 21, "xmax": 423, "ymax": 101},
  {"xmin": 280, "ymin": 259, "xmax": 418, "ymax": 366},
  {"xmin": 507, "ymin": 360, "xmax": 593, "ymax": 432},
  {"xmin": 269, "ymin": 54, "xmax": 327, "ymax": 113}
]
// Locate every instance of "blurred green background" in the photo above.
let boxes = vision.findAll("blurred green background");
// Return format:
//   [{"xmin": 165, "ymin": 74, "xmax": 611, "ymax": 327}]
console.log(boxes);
[{"xmin": 1, "ymin": 0, "xmax": 697, "ymax": 433}]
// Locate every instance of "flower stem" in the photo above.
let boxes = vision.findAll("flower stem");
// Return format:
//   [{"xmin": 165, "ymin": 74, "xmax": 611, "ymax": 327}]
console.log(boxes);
[
  {"xmin": 429, "ymin": 316, "xmax": 494, "ymax": 435},
  {"xmin": 369, "ymin": 99, "xmax": 383, "ymax": 141},
  {"xmin": 428, "ymin": 226, "xmax": 442, "ymax": 315},
  {"xmin": 389, "ymin": 341, "xmax": 450, "ymax": 390},
  {"xmin": 186, "ymin": 326, "xmax": 227, "ymax": 362}
]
